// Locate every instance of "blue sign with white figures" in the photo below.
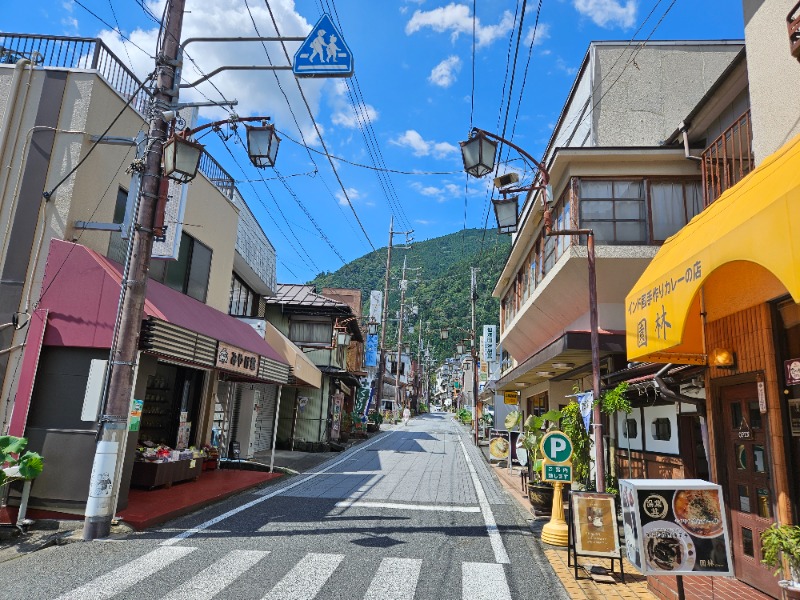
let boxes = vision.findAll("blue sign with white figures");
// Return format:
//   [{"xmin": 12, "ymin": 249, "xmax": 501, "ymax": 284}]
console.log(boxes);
[{"xmin": 293, "ymin": 14, "xmax": 353, "ymax": 78}]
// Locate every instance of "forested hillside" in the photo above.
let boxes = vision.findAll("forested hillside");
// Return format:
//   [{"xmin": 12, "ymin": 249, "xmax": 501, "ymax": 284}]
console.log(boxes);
[{"xmin": 309, "ymin": 229, "xmax": 510, "ymax": 361}]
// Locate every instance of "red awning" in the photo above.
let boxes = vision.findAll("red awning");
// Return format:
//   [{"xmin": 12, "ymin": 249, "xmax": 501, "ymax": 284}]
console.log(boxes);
[{"xmin": 38, "ymin": 240, "xmax": 289, "ymax": 374}]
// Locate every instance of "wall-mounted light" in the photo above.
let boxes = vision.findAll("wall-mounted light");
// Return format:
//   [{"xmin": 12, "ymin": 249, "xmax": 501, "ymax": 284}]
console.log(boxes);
[
  {"xmin": 552, "ymin": 362, "xmax": 574, "ymax": 370},
  {"xmin": 536, "ymin": 371, "xmax": 556, "ymax": 378},
  {"xmin": 710, "ymin": 348, "xmax": 736, "ymax": 368},
  {"xmin": 336, "ymin": 330, "xmax": 352, "ymax": 347}
]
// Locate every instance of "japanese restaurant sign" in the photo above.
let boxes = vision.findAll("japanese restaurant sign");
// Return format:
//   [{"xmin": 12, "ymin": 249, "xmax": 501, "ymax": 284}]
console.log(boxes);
[
  {"xmin": 571, "ymin": 492, "xmax": 620, "ymax": 558},
  {"xmin": 216, "ymin": 342, "xmax": 260, "ymax": 376},
  {"xmin": 619, "ymin": 479, "xmax": 733, "ymax": 576}
]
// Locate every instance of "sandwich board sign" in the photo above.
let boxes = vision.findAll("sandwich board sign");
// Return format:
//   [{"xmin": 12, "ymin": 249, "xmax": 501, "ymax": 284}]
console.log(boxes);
[{"xmin": 293, "ymin": 14, "xmax": 354, "ymax": 78}]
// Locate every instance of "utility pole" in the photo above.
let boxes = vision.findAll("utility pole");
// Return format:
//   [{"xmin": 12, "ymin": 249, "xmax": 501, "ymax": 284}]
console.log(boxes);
[
  {"xmin": 374, "ymin": 217, "xmax": 394, "ymax": 420},
  {"xmin": 470, "ymin": 267, "xmax": 479, "ymax": 446},
  {"xmin": 83, "ymin": 0, "xmax": 186, "ymax": 540},
  {"xmin": 394, "ymin": 257, "xmax": 408, "ymax": 416}
]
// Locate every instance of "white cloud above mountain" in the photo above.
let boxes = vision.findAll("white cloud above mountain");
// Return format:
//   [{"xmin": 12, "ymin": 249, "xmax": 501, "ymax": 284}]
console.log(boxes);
[{"xmin": 405, "ymin": 3, "xmax": 515, "ymax": 47}]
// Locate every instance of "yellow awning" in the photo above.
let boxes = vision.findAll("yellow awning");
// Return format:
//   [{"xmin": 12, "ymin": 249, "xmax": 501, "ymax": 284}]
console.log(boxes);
[
  {"xmin": 625, "ymin": 133, "xmax": 800, "ymax": 364},
  {"xmin": 264, "ymin": 322, "xmax": 323, "ymax": 388}
]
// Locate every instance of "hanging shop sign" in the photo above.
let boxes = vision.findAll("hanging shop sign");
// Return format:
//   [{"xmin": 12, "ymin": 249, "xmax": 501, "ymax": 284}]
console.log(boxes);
[
  {"xmin": 503, "ymin": 391, "xmax": 519, "ymax": 405},
  {"xmin": 785, "ymin": 358, "xmax": 800, "ymax": 386},
  {"xmin": 571, "ymin": 492, "xmax": 621, "ymax": 558},
  {"xmin": 216, "ymin": 342, "xmax": 260, "ymax": 376},
  {"xmin": 619, "ymin": 479, "xmax": 733, "ymax": 576}
]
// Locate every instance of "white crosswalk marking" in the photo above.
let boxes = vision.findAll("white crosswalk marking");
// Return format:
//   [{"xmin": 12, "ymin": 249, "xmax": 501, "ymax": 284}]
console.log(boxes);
[
  {"xmin": 55, "ymin": 546, "xmax": 196, "ymax": 600},
  {"xmin": 160, "ymin": 549, "xmax": 269, "ymax": 600},
  {"xmin": 363, "ymin": 557, "xmax": 422, "ymax": 600},
  {"xmin": 262, "ymin": 552, "xmax": 344, "ymax": 600},
  {"xmin": 462, "ymin": 562, "xmax": 512, "ymax": 600}
]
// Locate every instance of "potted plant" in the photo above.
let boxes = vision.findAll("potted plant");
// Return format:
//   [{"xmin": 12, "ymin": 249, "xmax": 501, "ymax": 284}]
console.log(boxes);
[
  {"xmin": 518, "ymin": 410, "xmax": 562, "ymax": 515},
  {"xmin": 761, "ymin": 523, "xmax": 800, "ymax": 596},
  {"xmin": 367, "ymin": 411, "xmax": 383, "ymax": 433},
  {"xmin": 339, "ymin": 411, "xmax": 352, "ymax": 442}
]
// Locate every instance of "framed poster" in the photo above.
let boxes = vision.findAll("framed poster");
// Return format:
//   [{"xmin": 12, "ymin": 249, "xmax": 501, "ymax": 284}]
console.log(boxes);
[
  {"xmin": 619, "ymin": 479, "xmax": 733, "ymax": 576},
  {"xmin": 571, "ymin": 492, "xmax": 621, "ymax": 558}
]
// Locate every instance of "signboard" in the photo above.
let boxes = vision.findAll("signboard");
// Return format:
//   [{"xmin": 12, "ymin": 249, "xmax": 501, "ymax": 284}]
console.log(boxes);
[
  {"xmin": 483, "ymin": 325, "xmax": 497, "ymax": 362},
  {"xmin": 503, "ymin": 391, "xmax": 519, "ymax": 405},
  {"xmin": 365, "ymin": 333, "xmax": 378, "ymax": 367},
  {"xmin": 540, "ymin": 431, "xmax": 573, "ymax": 464},
  {"xmin": 542, "ymin": 460, "xmax": 572, "ymax": 483},
  {"xmin": 293, "ymin": 14, "xmax": 354, "ymax": 78},
  {"xmin": 216, "ymin": 342, "xmax": 259, "ymax": 376},
  {"xmin": 619, "ymin": 479, "xmax": 733, "ymax": 576},
  {"xmin": 571, "ymin": 492, "xmax": 621, "ymax": 558},
  {"xmin": 785, "ymin": 358, "xmax": 800, "ymax": 386},
  {"xmin": 151, "ymin": 178, "xmax": 188, "ymax": 260},
  {"xmin": 129, "ymin": 398, "xmax": 143, "ymax": 432},
  {"xmin": 354, "ymin": 387, "xmax": 370, "ymax": 416},
  {"xmin": 330, "ymin": 391, "xmax": 344, "ymax": 440},
  {"xmin": 369, "ymin": 291, "xmax": 382, "ymax": 322}
]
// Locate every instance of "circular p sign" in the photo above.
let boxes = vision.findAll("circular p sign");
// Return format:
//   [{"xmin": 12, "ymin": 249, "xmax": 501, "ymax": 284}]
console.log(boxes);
[{"xmin": 540, "ymin": 431, "xmax": 573, "ymax": 463}]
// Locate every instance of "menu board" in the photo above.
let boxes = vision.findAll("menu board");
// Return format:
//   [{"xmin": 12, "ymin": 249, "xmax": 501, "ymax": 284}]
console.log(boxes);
[
  {"xmin": 571, "ymin": 492, "xmax": 620, "ymax": 558},
  {"xmin": 620, "ymin": 479, "xmax": 733, "ymax": 576}
]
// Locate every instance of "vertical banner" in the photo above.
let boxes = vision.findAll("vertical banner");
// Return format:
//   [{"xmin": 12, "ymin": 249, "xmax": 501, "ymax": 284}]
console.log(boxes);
[
  {"xmin": 365, "ymin": 333, "xmax": 378, "ymax": 367},
  {"xmin": 483, "ymin": 325, "xmax": 496, "ymax": 362},
  {"xmin": 330, "ymin": 391, "xmax": 344, "ymax": 441},
  {"xmin": 355, "ymin": 387, "xmax": 370, "ymax": 416},
  {"xmin": 369, "ymin": 290, "xmax": 382, "ymax": 322}
]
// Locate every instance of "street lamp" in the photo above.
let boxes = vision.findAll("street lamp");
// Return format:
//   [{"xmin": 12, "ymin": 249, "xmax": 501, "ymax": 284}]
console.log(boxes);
[
  {"xmin": 439, "ymin": 327, "xmax": 450, "ymax": 340},
  {"xmin": 368, "ymin": 320, "xmax": 378, "ymax": 335},
  {"xmin": 492, "ymin": 195, "xmax": 520, "ymax": 234},
  {"xmin": 163, "ymin": 116, "xmax": 281, "ymax": 183},
  {"xmin": 459, "ymin": 129, "xmax": 498, "ymax": 177},
  {"xmin": 335, "ymin": 330, "xmax": 351, "ymax": 347},
  {"xmin": 459, "ymin": 127, "xmax": 605, "ymax": 522},
  {"xmin": 456, "ymin": 341, "xmax": 466, "ymax": 355}
]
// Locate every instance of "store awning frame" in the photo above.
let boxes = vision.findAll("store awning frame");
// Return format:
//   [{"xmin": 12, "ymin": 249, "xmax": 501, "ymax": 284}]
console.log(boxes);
[
  {"xmin": 625, "ymin": 133, "xmax": 800, "ymax": 364},
  {"xmin": 264, "ymin": 321, "xmax": 322, "ymax": 389}
]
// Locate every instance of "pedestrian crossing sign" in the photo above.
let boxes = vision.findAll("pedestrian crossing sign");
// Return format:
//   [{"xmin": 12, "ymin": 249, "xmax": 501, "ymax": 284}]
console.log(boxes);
[{"xmin": 293, "ymin": 14, "xmax": 354, "ymax": 78}]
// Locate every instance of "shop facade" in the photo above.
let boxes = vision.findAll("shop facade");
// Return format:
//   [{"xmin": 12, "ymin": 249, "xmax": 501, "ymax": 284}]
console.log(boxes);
[{"xmin": 8, "ymin": 239, "xmax": 289, "ymax": 514}]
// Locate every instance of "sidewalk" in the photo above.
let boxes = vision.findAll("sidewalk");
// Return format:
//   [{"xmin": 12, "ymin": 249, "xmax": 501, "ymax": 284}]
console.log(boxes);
[{"xmin": 478, "ymin": 430, "xmax": 656, "ymax": 600}]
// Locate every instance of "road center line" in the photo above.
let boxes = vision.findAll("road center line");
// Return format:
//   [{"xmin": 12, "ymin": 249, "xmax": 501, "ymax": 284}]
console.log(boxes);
[
  {"xmin": 458, "ymin": 435, "xmax": 510, "ymax": 564},
  {"xmin": 161, "ymin": 431, "xmax": 395, "ymax": 546},
  {"xmin": 335, "ymin": 500, "xmax": 480, "ymax": 513}
]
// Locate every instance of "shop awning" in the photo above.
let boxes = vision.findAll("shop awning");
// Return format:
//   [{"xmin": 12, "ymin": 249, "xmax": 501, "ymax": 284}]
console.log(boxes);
[
  {"xmin": 264, "ymin": 322, "xmax": 322, "ymax": 389},
  {"xmin": 39, "ymin": 240, "xmax": 290, "ymax": 383},
  {"xmin": 625, "ymin": 133, "xmax": 800, "ymax": 364}
]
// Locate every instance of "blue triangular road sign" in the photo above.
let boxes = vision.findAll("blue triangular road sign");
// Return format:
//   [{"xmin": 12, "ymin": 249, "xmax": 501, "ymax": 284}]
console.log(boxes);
[{"xmin": 293, "ymin": 14, "xmax": 354, "ymax": 78}]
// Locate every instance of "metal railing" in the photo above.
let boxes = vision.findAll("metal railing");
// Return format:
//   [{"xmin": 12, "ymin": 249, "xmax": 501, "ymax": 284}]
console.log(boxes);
[
  {"xmin": 701, "ymin": 110, "xmax": 753, "ymax": 207},
  {"xmin": 199, "ymin": 151, "xmax": 235, "ymax": 199},
  {"xmin": 0, "ymin": 33, "xmax": 150, "ymax": 114}
]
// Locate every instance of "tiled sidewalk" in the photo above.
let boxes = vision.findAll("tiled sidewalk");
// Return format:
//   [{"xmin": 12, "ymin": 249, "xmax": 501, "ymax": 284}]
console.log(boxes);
[{"xmin": 486, "ymin": 459, "xmax": 657, "ymax": 600}]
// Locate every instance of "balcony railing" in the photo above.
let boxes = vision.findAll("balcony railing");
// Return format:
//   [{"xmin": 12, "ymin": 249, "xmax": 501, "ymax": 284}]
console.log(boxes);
[
  {"xmin": 1, "ymin": 33, "xmax": 236, "ymax": 201},
  {"xmin": 701, "ymin": 110, "xmax": 753, "ymax": 207},
  {"xmin": 1, "ymin": 33, "xmax": 150, "ymax": 115}
]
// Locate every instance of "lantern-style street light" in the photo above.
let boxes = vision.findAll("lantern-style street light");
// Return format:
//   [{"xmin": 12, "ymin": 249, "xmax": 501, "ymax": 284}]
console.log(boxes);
[
  {"xmin": 492, "ymin": 195, "xmax": 520, "ymax": 234},
  {"xmin": 439, "ymin": 327, "xmax": 450, "ymax": 340},
  {"xmin": 162, "ymin": 116, "xmax": 281, "ymax": 183}
]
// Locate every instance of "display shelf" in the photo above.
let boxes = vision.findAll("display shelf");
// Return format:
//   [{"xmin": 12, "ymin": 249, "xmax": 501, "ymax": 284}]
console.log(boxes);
[{"xmin": 130, "ymin": 459, "xmax": 202, "ymax": 489}]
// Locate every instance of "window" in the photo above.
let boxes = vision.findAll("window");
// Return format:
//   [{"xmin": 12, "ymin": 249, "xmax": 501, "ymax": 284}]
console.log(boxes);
[
  {"xmin": 529, "ymin": 392, "xmax": 548, "ymax": 417},
  {"xmin": 649, "ymin": 181, "xmax": 702, "ymax": 241},
  {"xmin": 651, "ymin": 417, "xmax": 672, "ymax": 441},
  {"xmin": 149, "ymin": 233, "xmax": 212, "ymax": 303},
  {"xmin": 579, "ymin": 179, "xmax": 646, "ymax": 243},
  {"xmin": 289, "ymin": 319, "xmax": 332, "ymax": 346},
  {"xmin": 113, "ymin": 186, "xmax": 128, "ymax": 224},
  {"xmin": 623, "ymin": 418, "xmax": 638, "ymax": 439},
  {"xmin": 229, "ymin": 274, "xmax": 259, "ymax": 317}
]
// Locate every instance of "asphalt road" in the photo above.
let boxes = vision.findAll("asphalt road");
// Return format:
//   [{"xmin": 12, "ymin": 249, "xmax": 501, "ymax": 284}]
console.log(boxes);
[{"xmin": 3, "ymin": 413, "xmax": 569, "ymax": 600}]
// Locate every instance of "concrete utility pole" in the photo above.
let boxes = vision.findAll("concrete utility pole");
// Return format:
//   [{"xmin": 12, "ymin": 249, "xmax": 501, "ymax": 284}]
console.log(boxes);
[
  {"xmin": 394, "ymin": 256, "xmax": 408, "ymax": 415},
  {"xmin": 83, "ymin": 0, "xmax": 186, "ymax": 540},
  {"xmin": 374, "ymin": 217, "xmax": 394, "ymax": 419},
  {"xmin": 471, "ymin": 267, "xmax": 479, "ymax": 446}
]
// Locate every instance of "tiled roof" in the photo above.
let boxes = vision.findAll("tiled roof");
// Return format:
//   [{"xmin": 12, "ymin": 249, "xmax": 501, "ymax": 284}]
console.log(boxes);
[{"xmin": 265, "ymin": 284, "xmax": 348, "ymax": 309}]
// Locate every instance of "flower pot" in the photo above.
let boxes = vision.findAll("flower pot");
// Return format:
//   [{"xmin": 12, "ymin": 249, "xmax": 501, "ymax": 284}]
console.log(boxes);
[
  {"xmin": 366, "ymin": 423, "xmax": 378, "ymax": 433},
  {"xmin": 527, "ymin": 482, "xmax": 554, "ymax": 514}
]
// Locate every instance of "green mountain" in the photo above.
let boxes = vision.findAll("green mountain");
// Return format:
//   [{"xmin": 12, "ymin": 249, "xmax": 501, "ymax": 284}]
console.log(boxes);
[{"xmin": 309, "ymin": 228, "xmax": 510, "ymax": 362}]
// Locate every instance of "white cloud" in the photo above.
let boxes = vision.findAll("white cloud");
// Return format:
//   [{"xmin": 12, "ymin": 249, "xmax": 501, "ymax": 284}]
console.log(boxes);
[
  {"xmin": 331, "ymin": 104, "xmax": 378, "ymax": 128},
  {"xmin": 415, "ymin": 219, "xmax": 434, "ymax": 225},
  {"xmin": 572, "ymin": 0, "xmax": 637, "ymax": 29},
  {"xmin": 391, "ymin": 130, "xmax": 458, "ymax": 159},
  {"xmin": 96, "ymin": 0, "xmax": 327, "ymax": 141},
  {"xmin": 523, "ymin": 23, "xmax": 550, "ymax": 46},
  {"xmin": 428, "ymin": 56, "xmax": 462, "ymax": 87},
  {"xmin": 411, "ymin": 181, "xmax": 464, "ymax": 203},
  {"xmin": 405, "ymin": 3, "xmax": 515, "ymax": 47},
  {"xmin": 336, "ymin": 187, "xmax": 362, "ymax": 206}
]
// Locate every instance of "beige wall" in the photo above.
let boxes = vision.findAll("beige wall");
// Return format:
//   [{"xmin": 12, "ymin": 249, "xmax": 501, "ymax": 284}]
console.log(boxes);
[{"xmin": 743, "ymin": 0, "xmax": 800, "ymax": 162}]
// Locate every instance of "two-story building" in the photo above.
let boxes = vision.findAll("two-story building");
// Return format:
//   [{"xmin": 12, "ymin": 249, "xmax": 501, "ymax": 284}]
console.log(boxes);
[{"xmin": 0, "ymin": 33, "xmax": 295, "ymax": 516}]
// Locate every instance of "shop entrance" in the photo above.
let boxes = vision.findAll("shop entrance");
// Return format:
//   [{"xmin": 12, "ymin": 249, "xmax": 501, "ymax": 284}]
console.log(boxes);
[
  {"xmin": 140, "ymin": 363, "xmax": 204, "ymax": 448},
  {"xmin": 719, "ymin": 382, "xmax": 779, "ymax": 598}
]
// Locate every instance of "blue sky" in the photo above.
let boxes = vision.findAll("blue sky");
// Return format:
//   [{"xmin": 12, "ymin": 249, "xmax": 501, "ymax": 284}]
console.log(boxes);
[{"xmin": 5, "ymin": 1, "xmax": 745, "ymax": 282}]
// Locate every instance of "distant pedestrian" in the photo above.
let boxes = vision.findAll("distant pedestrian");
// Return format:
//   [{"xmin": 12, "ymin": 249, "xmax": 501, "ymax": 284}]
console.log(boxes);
[{"xmin": 402, "ymin": 406, "xmax": 411, "ymax": 426}]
